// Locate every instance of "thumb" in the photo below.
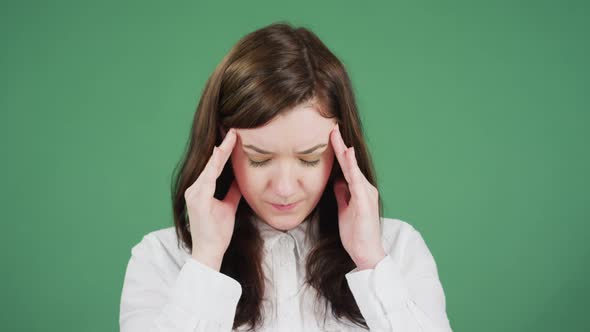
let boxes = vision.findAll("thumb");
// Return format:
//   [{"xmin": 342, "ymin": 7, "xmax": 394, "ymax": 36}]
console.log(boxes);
[
  {"xmin": 333, "ymin": 178, "xmax": 350, "ymax": 214},
  {"xmin": 223, "ymin": 179, "xmax": 242, "ymax": 213}
]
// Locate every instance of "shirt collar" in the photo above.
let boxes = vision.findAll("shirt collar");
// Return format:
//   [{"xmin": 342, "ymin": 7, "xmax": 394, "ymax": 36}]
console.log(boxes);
[{"xmin": 251, "ymin": 209, "xmax": 319, "ymax": 259}]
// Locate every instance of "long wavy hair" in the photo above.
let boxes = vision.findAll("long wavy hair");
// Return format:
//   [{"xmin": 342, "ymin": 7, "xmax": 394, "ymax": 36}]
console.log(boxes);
[{"xmin": 171, "ymin": 22, "xmax": 383, "ymax": 331}]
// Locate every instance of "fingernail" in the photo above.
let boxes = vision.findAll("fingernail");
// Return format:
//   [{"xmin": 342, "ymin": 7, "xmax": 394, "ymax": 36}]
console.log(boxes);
[{"xmin": 335, "ymin": 123, "xmax": 340, "ymax": 132}]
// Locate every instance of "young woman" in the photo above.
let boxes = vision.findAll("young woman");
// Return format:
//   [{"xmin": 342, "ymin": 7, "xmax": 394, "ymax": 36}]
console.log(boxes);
[{"xmin": 119, "ymin": 22, "xmax": 453, "ymax": 332}]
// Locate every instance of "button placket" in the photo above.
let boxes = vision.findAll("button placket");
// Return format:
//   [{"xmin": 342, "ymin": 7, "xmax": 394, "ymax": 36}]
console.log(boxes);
[
  {"xmin": 274, "ymin": 234, "xmax": 306, "ymax": 331},
  {"xmin": 278, "ymin": 235, "xmax": 293, "ymax": 264}
]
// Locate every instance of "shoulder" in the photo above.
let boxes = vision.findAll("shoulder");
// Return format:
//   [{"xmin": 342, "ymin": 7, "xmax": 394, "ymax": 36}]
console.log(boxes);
[{"xmin": 129, "ymin": 226, "xmax": 191, "ymax": 271}]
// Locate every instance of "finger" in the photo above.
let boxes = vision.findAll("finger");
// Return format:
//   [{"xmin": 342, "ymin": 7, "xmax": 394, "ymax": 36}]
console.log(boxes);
[
  {"xmin": 192, "ymin": 146, "xmax": 219, "ymax": 199},
  {"xmin": 333, "ymin": 177, "xmax": 350, "ymax": 214},
  {"xmin": 214, "ymin": 128, "xmax": 238, "ymax": 178},
  {"xmin": 346, "ymin": 148, "xmax": 366, "ymax": 202},
  {"xmin": 346, "ymin": 147, "xmax": 364, "ymax": 186},
  {"xmin": 196, "ymin": 129, "xmax": 237, "ymax": 199},
  {"xmin": 330, "ymin": 124, "xmax": 352, "ymax": 183},
  {"xmin": 222, "ymin": 179, "xmax": 242, "ymax": 213},
  {"xmin": 202, "ymin": 128, "xmax": 237, "ymax": 182},
  {"xmin": 216, "ymin": 128, "xmax": 238, "ymax": 178}
]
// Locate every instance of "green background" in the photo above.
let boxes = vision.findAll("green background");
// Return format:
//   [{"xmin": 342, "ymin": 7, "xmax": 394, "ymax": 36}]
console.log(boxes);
[{"xmin": 1, "ymin": 0, "xmax": 588, "ymax": 331}]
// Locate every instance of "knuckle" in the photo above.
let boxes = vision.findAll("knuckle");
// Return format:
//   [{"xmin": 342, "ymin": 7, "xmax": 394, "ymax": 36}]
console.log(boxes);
[
  {"xmin": 184, "ymin": 186, "xmax": 195, "ymax": 198},
  {"xmin": 370, "ymin": 188, "xmax": 379, "ymax": 200},
  {"xmin": 217, "ymin": 146, "xmax": 227, "ymax": 155},
  {"xmin": 369, "ymin": 184, "xmax": 378, "ymax": 195}
]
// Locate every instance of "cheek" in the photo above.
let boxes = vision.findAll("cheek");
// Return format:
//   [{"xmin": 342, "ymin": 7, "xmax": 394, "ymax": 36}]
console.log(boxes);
[{"xmin": 309, "ymin": 154, "xmax": 335, "ymax": 190}]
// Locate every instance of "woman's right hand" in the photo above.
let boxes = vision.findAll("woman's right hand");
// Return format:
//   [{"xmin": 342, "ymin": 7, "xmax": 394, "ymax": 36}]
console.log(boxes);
[{"xmin": 184, "ymin": 128, "xmax": 242, "ymax": 271}]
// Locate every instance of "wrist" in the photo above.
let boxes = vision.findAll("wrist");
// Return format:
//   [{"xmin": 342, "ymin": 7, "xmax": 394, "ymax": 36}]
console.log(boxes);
[
  {"xmin": 354, "ymin": 247, "xmax": 386, "ymax": 271},
  {"xmin": 191, "ymin": 250, "xmax": 224, "ymax": 272}
]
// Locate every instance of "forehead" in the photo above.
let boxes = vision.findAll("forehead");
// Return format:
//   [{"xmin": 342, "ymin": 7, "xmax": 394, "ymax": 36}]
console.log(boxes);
[{"xmin": 237, "ymin": 105, "xmax": 336, "ymax": 151}]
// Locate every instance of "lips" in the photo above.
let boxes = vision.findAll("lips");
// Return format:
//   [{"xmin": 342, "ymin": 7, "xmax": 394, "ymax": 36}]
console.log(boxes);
[{"xmin": 269, "ymin": 201, "xmax": 300, "ymax": 211}]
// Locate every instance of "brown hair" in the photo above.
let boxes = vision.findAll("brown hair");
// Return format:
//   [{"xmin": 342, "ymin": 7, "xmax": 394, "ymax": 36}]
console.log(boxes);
[{"xmin": 171, "ymin": 22, "xmax": 383, "ymax": 331}]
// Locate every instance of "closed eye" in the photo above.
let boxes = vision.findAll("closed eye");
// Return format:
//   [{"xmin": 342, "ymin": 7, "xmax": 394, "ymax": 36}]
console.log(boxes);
[{"xmin": 248, "ymin": 159, "xmax": 320, "ymax": 168}]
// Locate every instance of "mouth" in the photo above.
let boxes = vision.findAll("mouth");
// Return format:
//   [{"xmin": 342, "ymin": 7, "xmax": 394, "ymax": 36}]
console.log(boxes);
[{"xmin": 269, "ymin": 200, "xmax": 300, "ymax": 212}]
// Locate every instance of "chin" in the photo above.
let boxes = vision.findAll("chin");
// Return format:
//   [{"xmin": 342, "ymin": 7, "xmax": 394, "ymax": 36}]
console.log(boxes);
[{"xmin": 262, "ymin": 212, "xmax": 306, "ymax": 231}]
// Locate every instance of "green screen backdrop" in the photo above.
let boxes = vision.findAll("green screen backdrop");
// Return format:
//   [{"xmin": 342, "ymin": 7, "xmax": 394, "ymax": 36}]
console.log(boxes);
[{"xmin": 1, "ymin": 0, "xmax": 588, "ymax": 331}]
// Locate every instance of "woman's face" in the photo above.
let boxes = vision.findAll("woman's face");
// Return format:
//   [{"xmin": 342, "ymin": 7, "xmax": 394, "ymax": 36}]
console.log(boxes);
[{"xmin": 230, "ymin": 102, "xmax": 337, "ymax": 232}]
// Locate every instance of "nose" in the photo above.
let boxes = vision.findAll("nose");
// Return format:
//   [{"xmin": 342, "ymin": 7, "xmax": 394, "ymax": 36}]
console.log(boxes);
[{"xmin": 271, "ymin": 164, "xmax": 299, "ymax": 202}]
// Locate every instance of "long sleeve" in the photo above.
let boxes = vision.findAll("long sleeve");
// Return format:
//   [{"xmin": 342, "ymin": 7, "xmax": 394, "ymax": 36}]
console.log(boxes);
[
  {"xmin": 345, "ymin": 227, "xmax": 453, "ymax": 332},
  {"xmin": 119, "ymin": 234, "xmax": 242, "ymax": 332}
]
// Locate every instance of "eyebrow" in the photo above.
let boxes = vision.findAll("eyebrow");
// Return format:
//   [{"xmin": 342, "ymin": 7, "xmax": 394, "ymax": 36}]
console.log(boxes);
[{"xmin": 243, "ymin": 143, "xmax": 328, "ymax": 155}]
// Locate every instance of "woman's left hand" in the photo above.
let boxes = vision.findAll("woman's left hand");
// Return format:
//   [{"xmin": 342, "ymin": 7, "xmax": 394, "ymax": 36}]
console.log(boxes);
[{"xmin": 330, "ymin": 123, "xmax": 386, "ymax": 270}]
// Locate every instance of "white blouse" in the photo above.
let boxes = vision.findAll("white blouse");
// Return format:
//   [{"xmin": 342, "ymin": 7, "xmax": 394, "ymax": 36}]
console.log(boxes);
[{"xmin": 119, "ymin": 213, "xmax": 453, "ymax": 331}]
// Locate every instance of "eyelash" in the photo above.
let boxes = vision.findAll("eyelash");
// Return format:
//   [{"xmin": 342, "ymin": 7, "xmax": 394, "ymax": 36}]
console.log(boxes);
[{"xmin": 248, "ymin": 159, "xmax": 320, "ymax": 168}]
